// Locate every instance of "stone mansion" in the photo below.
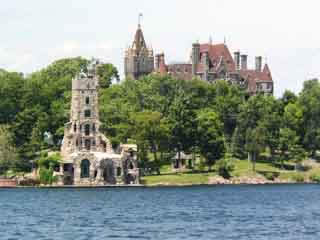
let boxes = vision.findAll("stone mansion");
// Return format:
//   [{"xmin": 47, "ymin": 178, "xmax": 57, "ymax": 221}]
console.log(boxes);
[{"xmin": 125, "ymin": 24, "xmax": 273, "ymax": 95}]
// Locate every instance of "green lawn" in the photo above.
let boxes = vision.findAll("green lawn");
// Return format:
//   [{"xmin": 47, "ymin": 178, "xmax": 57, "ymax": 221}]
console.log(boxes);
[
  {"xmin": 141, "ymin": 158, "xmax": 320, "ymax": 185},
  {"xmin": 141, "ymin": 172, "xmax": 217, "ymax": 185}
]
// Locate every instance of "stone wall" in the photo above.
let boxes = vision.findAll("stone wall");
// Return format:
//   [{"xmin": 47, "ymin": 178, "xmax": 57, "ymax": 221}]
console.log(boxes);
[{"xmin": 0, "ymin": 179, "xmax": 17, "ymax": 187}]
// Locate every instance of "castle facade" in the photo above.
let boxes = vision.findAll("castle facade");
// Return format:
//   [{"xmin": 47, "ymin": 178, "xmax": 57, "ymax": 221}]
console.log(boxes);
[{"xmin": 125, "ymin": 25, "xmax": 273, "ymax": 95}]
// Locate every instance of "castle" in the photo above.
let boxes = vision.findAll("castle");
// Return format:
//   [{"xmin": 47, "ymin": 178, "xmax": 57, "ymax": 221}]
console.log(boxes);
[
  {"xmin": 125, "ymin": 25, "xmax": 273, "ymax": 95},
  {"xmin": 58, "ymin": 59, "xmax": 139, "ymax": 186}
]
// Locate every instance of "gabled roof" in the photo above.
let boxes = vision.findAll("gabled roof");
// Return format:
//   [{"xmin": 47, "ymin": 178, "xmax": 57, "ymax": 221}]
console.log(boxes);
[
  {"xmin": 239, "ymin": 64, "xmax": 273, "ymax": 83},
  {"xmin": 199, "ymin": 43, "xmax": 236, "ymax": 72}
]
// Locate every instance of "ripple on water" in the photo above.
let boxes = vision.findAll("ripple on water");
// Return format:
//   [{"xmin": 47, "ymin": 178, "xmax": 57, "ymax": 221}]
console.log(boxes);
[{"xmin": 1, "ymin": 185, "xmax": 320, "ymax": 240}]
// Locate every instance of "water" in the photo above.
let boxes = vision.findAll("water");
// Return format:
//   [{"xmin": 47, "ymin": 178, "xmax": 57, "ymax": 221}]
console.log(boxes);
[{"xmin": 0, "ymin": 185, "xmax": 320, "ymax": 240}]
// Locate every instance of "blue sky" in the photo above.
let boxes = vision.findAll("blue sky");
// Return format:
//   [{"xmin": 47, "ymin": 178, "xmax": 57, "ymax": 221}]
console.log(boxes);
[{"xmin": 1, "ymin": 0, "xmax": 320, "ymax": 97}]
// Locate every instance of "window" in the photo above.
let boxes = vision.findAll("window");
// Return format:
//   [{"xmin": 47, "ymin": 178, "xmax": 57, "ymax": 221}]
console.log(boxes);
[
  {"xmin": 85, "ymin": 97, "xmax": 90, "ymax": 105},
  {"xmin": 129, "ymin": 162, "xmax": 134, "ymax": 170},
  {"xmin": 73, "ymin": 124, "xmax": 77, "ymax": 132},
  {"xmin": 117, "ymin": 167, "xmax": 122, "ymax": 176},
  {"xmin": 85, "ymin": 124, "xmax": 90, "ymax": 136},
  {"xmin": 85, "ymin": 139, "xmax": 91, "ymax": 150},
  {"xmin": 85, "ymin": 110, "xmax": 91, "ymax": 118},
  {"xmin": 92, "ymin": 139, "xmax": 96, "ymax": 146},
  {"xmin": 80, "ymin": 159, "xmax": 90, "ymax": 178},
  {"xmin": 92, "ymin": 124, "xmax": 96, "ymax": 132}
]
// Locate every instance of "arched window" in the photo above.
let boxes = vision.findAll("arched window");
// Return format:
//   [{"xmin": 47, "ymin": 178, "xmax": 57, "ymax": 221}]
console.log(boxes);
[
  {"xmin": 117, "ymin": 167, "xmax": 122, "ymax": 176},
  {"xmin": 76, "ymin": 139, "xmax": 78, "ymax": 146},
  {"xmin": 85, "ymin": 96, "xmax": 90, "ymax": 105},
  {"xmin": 85, "ymin": 139, "xmax": 91, "ymax": 150},
  {"xmin": 85, "ymin": 110, "xmax": 91, "ymax": 118},
  {"xmin": 85, "ymin": 124, "xmax": 90, "ymax": 136},
  {"xmin": 129, "ymin": 162, "xmax": 134, "ymax": 170},
  {"xmin": 80, "ymin": 159, "xmax": 90, "ymax": 178},
  {"xmin": 73, "ymin": 124, "xmax": 77, "ymax": 132}
]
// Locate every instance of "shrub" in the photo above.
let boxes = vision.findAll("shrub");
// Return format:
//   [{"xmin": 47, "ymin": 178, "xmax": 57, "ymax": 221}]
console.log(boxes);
[
  {"xmin": 19, "ymin": 178, "xmax": 40, "ymax": 186},
  {"xmin": 310, "ymin": 174, "xmax": 320, "ymax": 183},
  {"xmin": 291, "ymin": 173, "xmax": 305, "ymax": 182},
  {"xmin": 265, "ymin": 172, "xmax": 278, "ymax": 181},
  {"xmin": 216, "ymin": 154, "xmax": 235, "ymax": 179}
]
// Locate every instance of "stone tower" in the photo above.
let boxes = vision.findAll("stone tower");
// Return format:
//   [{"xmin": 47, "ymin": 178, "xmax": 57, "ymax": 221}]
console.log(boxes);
[
  {"xmin": 60, "ymin": 59, "xmax": 140, "ymax": 186},
  {"xmin": 124, "ymin": 24, "xmax": 154, "ymax": 80},
  {"xmin": 63, "ymin": 59, "xmax": 112, "ymax": 155}
]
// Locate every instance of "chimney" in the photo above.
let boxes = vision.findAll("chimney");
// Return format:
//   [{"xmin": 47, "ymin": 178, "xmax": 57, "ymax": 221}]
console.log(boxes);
[
  {"xmin": 234, "ymin": 51, "xmax": 240, "ymax": 70},
  {"xmin": 240, "ymin": 54, "xmax": 248, "ymax": 70},
  {"xmin": 155, "ymin": 54, "xmax": 161, "ymax": 70},
  {"xmin": 192, "ymin": 42, "xmax": 200, "ymax": 75},
  {"xmin": 255, "ymin": 56, "xmax": 262, "ymax": 72}
]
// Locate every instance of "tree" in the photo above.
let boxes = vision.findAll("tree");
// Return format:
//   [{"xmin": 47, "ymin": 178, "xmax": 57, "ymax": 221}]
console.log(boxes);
[
  {"xmin": 130, "ymin": 111, "xmax": 170, "ymax": 168},
  {"xmin": 298, "ymin": 79, "xmax": 320, "ymax": 156},
  {"xmin": 0, "ymin": 126, "xmax": 18, "ymax": 175},
  {"xmin": 97, "ymin": 63, "xmax": 120, "ymax": 89},
  {"xmin": 196, "ymin": 109, "xmax": 225, "ymax": 170},
  {"xmin": 245, "ymin": 126, "xmax": 266, "ymax": 172},
  {"xmin": 216, "ymin": 151, "xmax": 235, "ymax": 179}
]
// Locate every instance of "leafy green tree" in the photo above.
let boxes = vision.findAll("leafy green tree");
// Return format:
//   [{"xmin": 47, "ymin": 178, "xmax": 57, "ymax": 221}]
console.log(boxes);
[
  {"xmin": 0, "ymin": 71, "xmax": 25, "ymax": 125},
  {"xmin": 216, "ymin": 152, "xmax": 235, "ymax": 179},
  {"xmin": 298, "ymin": 79, "xmax": 320, "ymax": 156},
  {"xmin": 131, "ymin": 111, "xmax": 170, "ymax": 166},
  {"xmin": 196, "ymin": 109, "xmax": 225, "ymax": 170},
  {"xmin": 0, "ymin": 126, "xmax": 19, "ymax": 175},
  {"xmin": 245, "ymin": 126, "xmax": 266, "ymax": 171},
  {"xmin": 97, "ymin": 63, "xmax": 119, "ymax": 89},
  {"xmin": 278, "ymin": 127, "xmax": 299, "ymax": 167}
]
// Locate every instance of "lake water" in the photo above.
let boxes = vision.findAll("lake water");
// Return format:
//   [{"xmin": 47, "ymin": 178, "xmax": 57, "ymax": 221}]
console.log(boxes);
[{"xmin": 0, "ymin": 185, "xmax": 320, "ymax": 240}]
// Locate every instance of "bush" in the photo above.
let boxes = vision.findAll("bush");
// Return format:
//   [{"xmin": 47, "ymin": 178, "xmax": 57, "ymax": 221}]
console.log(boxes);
[
  {"xmin": 291, "ymin": 173, "xmax": 305, "ymax": 182},
  {"xmin": 39, "ymin": 167, "xmax": 57, "ymax": 185},
  {"xmin": 310, "ymin": 174, "xmax": 320, "ymax": 183},
  {"xmin": 216, "ymin": 154, "xmax": 235, "ymax": 179},
  {"xmin": 19, "ymin": 178, "xmax": 40, "ymax": 186},
  {"xmin": 264, "ymin": 172, "xmax": 279, "ymax": 181}
]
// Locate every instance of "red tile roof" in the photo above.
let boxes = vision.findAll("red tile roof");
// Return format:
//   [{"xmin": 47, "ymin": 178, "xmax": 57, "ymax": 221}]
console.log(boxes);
[{"xmin": 199, "ymin": 43, "xmax": 236, "ymax": 72}]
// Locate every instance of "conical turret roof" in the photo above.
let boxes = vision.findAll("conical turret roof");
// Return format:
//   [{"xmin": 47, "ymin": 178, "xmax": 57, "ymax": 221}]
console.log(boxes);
[{"xmin": 132, "ymin": 25, "xmax": 147, "ymax": 54}]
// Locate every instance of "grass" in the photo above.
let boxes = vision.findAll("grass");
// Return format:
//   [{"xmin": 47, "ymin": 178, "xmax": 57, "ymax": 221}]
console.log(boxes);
[
  {"xmin": 141, "ymin": 172, "xmax": 217, "ymax": 185},
  {"xmin": 141, "ymin": 157, "xmax": 320, "ymax": 185}
]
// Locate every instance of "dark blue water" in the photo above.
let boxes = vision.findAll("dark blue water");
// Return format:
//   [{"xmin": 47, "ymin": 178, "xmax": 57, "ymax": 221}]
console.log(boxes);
[{"xmin": 0, "ymin": 185, "xmax": 320, "ymax": 240}]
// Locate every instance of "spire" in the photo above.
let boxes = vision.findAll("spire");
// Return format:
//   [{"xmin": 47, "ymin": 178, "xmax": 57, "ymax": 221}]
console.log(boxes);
[
  {"xmin": 209, "ymin": 35, "xmax": 213, "ymax": 45},
  {"xmin": 224, "ymin": 36, "xmax": 226, "ymax": 45},
  {"xmin": 138, "ymin": 13, "xmax": 143, "ymax": 29},
  {"xmin": 132, "ymin": 21, "xmax": 147, "ymax": 53}
]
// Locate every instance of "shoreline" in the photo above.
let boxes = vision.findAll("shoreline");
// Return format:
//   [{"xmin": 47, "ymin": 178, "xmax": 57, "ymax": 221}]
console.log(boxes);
[{"xmin": 0, "ymin": 182, "xmax": 318, "ymax": 189}]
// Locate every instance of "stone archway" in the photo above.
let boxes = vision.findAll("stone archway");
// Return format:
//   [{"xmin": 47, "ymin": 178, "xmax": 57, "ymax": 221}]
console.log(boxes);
[
  {"xmin": 80, "ymin": 159, "xmax": 90, "ymax": 178},
  {"xmin": 100, "ymin": 159, "xmax": 116, "ymax": 184}
]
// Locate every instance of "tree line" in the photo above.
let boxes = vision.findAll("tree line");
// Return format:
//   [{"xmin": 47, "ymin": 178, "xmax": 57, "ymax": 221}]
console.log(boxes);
[{"xmin": 0, "ymin": 57, "xmax": 320, "ymax": 175}]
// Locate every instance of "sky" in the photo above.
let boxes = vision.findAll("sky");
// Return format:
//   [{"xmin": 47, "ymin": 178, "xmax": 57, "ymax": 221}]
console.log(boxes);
[{"xmin": 1, "ymin": 0, "xmax": 320, "ymax": 97}]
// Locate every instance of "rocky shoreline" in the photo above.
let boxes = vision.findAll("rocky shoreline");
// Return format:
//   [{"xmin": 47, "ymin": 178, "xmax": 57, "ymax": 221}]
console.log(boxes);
[{"xmin": 208, "ymin": 176, "xmax": 314, "ymax": 185}]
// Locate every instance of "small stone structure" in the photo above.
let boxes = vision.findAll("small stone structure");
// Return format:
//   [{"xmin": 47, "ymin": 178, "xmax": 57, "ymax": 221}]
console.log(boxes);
[
  {"xmin": 172, "ymin": 152, "xmax": 193, "ymax": 170},
  {"xmin": 59, "ymin": 59, "xmax": 139, "ymax": 186}
]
